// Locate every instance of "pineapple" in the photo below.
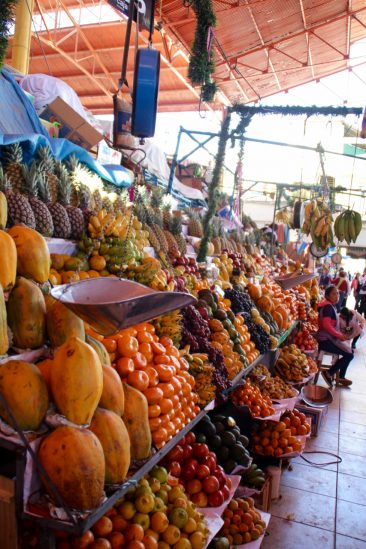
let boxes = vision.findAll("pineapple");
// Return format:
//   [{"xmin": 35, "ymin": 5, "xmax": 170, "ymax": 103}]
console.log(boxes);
[
  {"xmin": 78, "ymin": 184, "xmax": 96, "ymax": 229},
  {"xmin": 134, "ymin": 201, "xmax": 161, "ymax": 253},
  {"xmin": 101, "ymin": 190, "xmax": 113, "ymax": 213},
  {"xmin": 56, "ymin": 161, "xmax": 84, "ymax": 239},
  {"xmin": 0, "ymin": 165, "xmax": 36, "ymax": 228},
  {"xmin": 2, "ymin": 143, "xmax": 25, "ymax": 194},
  {"xmin": 22, "ymin": 162, "xmax": 54, "ymax": 237},
  {"xmin": 162, "ymin": 203, "xmax": 172, "ymax": 229},
  {"xmin": 113, "ymin": 191, "xmax": 126, "ymax": 215},
  {"xmin": 187, "ymin": 210, "xmax": 203, "ymax": 237},
  {"xmin": 39, "ymin": 164, "xmax": 71, "ymax": 239},
  {"xmin": 170, "ymin": 215, "xmax": 187, "ymax": 255},
  {"xmin": 36, "ymin": 146, "xmax": 60, "ymax": 204},
  {"xmin": 164, "ymin": 229, "xmax": 180, "ymax": 257}
]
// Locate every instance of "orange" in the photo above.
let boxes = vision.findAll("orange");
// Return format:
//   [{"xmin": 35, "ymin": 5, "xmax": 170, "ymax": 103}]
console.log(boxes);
[
  {"xmin": 144, "ymin": 387, "xmax": 164, "ymax": 405},
  {"xmin": 62, "ymin": 271, "xmax": 80, "ymax": 284},
  {"xmin": 158, "ymin": 382, "xmax": 175, "ymax": 398},
  {"xmin": 148, "ymin": 404, "xmax": 161, "ymax": 418},
  {"xmin": 145, "ymin": 366, "xmax": 159, "ymax": 387},
  {"xmin": 143, "ymin": 535, "xmax": 158, "ymax": 549},
  {"xmin": 150, "ymin": 511, "xmax": 169, "ymax": 533},
  {"xmin": 111, "ymin": 515, "xmax": 128, "ymax": 532},
  {"xmin": 127, "ymin": 370, "xmax": 150, "ymax": 391},
  {"xmin": 160, "ymin": 398, "xmax": 173, "ymax": 415},
  {"xmin": 152, "ymin": 427, "xmax": 168, "ymax": 446},
  {"xmin": 154, "ymin": 354, "xmax": 171, "ymax": 365},
  {"xmin": 149, "ymin": 417, "xmax": 162, "ymax": 432},
  {"xmin": 92, "ymin": 516, "xmax": 113, "ymax": 537},
  {"xmin": 117, "ymin": 335, "xmax": 139, "ymax": 358},
  {"xmin": 71, "ymin": 530, "xmax": 94, "ymax": 548},
  {"xmin": 125, "ymin": 542, "xmax": 145, "ymax": 549},
  {"xmin": 116, "ymin": 357, "xmax": 135, "ymax": 378},
  {"xmin": 103, "ymin": 338, "xmax": 117, "ymax": 353},
  {"xmin": 89, "ymin": 255, "xmax": 106, "ymax": 271},
  {"xmin": 137, "ymin": 331, "xmax": 154, "ymax": 344},
  {"xmin": 139, "ymin": 343, "xmax": 154, "ymax": 362},
  {"xmin": 159, "ymin": 336, "xmax": 174, "ymax": 348},
  {"xmin": 107, "ymin": 531, "xmax": 125, "ymax": 548},
  {"xmin": 133, "ymin": 352, "xmax": 148, "ymax": 370},
  {"xmin": 162, "ymin": 525, "xmax": 181, "ymax": 545},
  {"xmin": 125, "ymin": 523, "xmax": 144, "ymax": 542},
  {"xmin": 154, "ymin": 364, "xmax": 174, "ymax": 382},
  {"xmin": 87, "ymin": 270, "xmax": 100, "ymax": 278},
  {"xmin": 151, "ymin": 341, "xmax": 166, "ymax": 355}
]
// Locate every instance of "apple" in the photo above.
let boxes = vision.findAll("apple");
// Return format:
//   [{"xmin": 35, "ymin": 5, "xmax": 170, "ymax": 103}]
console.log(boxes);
[
  {"xmin": 202, "ymin": 476, "xmax": 220, "ymax": 494},
  {"xmin": 221, "ymin": 484, "xmax": 230, "ymax": 500},
  {"xmin": 200, "ymin": 455, "xmax": 217, "ymax": 473},
  {"xmin": 181, "ymin": 458, "xmax": 199, "ymax": 480},
  {"xmin": 185, "ymin": 432, "xmax": 196, "ymax": 445},
  {"xmin": 196, "ymin": 464, "xmax": 210, "ymax": 480},
  {"xmin": 190, "ymin": 491, "xmax": 208, "ymax": 508},
  {"xmin": 182, "ymin": 445, "xmax": 193, "ymax": 460},
  {"xmin": 192, "ymin": 443, "xmax": 210, "ymax": 459},
  {"xmin": 186, "ymin": 479, "xmax": 202, "ymax": 495},
  {"xmin": 167, "ymin": 461, "xmax": 181, "ymax": 478},
  {"xmin": 207, "ymin": 490, "xmax": 224, "ymax": 507},
  {"xmin": 167, "ymin": 446, "xmax": 184, "ymax": 463}
]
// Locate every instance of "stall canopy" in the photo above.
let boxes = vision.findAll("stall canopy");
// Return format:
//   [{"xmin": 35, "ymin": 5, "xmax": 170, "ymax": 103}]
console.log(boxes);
[{"xmin": 5, "ymin": 0, "xmax": 366, "ymax": 114}]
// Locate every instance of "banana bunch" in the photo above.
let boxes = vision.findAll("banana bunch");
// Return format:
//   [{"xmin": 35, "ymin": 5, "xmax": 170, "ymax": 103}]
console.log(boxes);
[
  {"xmin": 334, "ymin": 209, "xmax": 362, "ymax": 244},
  {"xmin": 275, "ymin": 208, "xmax": 292, "ymax": 225},
  {"xmin": 275, "ymin": 344, "xmax": 309, "ymax": 382},
  {"xmin": 153, "ymin": 310, "xmax": 182, "ymax": 346},
  {"xmin": 125, "ymin": 260, "xmax": 170, "ymax": 291},
  {"xmin": 302, "ymin": 199, "xmax": 334, "ymax": 249},
  {"xmin": 185, "ymin": 352, "xmax": 216, "ymax": 407},
  {"xmin": 88, "ymin": 210, "xmax": 150, "ymax": 248},
  {"xmin": 241, "ymin": 463, "xmax": 266, "ymax": 490}
]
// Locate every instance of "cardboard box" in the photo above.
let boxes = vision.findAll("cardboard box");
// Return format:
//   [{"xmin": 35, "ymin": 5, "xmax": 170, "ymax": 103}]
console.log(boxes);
[
  {"xmin": 0, "ymin": 476, "xmax": 18, "ymax": 549},
  {"xmin": 252, "ymin": 475, "xmax": 272, "ymax": 512},
  {"xmin": 40, "ymin": 97, "xmax": 103, "ymax": 150},
  {"xmin": 295, "ymin": 403, "xmax": 327, "ymax": 437}
]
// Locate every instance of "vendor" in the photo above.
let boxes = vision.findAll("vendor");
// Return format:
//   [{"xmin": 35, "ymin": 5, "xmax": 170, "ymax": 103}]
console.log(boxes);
[{"xmin": 317, "ymin": 285, "xmax": 354, "ymax": 387}]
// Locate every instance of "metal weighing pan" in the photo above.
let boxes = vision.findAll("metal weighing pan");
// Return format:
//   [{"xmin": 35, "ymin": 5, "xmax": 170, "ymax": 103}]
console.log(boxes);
[{"xmin": 301, "ymin": 384, "xmax": 333, "ymax": 407}]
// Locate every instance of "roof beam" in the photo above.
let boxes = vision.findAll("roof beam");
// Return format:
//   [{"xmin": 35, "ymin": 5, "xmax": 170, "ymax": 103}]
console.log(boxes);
[
  {"xmin": 298, "ymin": 0, "xmax": 315, "ymax": 80},
  {"xmin": 29, "ymin": 44, "xmax": 164, "ymax": 60},
  {"xmin": 49, "ymin": 67, "xmax": 186, "ymax": 80}
]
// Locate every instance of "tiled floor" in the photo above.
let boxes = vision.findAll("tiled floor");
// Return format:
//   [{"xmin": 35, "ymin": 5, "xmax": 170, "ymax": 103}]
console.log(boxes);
[{"xmin": 262, "ymin": 339, "xmax": 366, "ymax": 549}]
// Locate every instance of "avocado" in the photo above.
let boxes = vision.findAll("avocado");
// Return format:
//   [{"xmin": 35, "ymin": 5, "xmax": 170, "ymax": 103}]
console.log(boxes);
[
  {"xmin": 212, "ymin": 414, "xmax": 226, "ymax": 422},
  {"xmin": 215, "ymin": 309, "xmax": 228, "ymax": 321},
  {"xmin": 195, "ymin": 433, "xmax": 207, "ymax": 444},
  {"xmin": 216, "ymin": 446, "xmax": 229, "ymax": 462},
  {"xmin": 222, "ymin": 319, "xmax": 233, "ymax": 330},
  {"xmin": 231, "ymin": 443, "xmax": 247, "ymax": 461},
  {"xmin": 220, "ymin": 431, "xmax": 236, "ymax": 447},
  {"xmin": 198, "ymin": 421, "xmax": 216, "ymax": 437},
  {"xmin": 227, "ymin": 310, "xmax": 236, "ymax": 322},
  {"xmin": 225, "ymin": 417, "xmax": 236, "ymax": 428},
  {"xmin": 223, "ymin": 459, "xmax": 237, "ymax": 473},
  {"xmin": 213, "ymin": 421, "xmax": 225, "ymax": 434},
  {"xmin": 208, "ymin": 435, "xmax": 222, "ymax": 450},
  {"xmin": 238, "ymin": 435, "xmax": 249, "ymax": 447}
]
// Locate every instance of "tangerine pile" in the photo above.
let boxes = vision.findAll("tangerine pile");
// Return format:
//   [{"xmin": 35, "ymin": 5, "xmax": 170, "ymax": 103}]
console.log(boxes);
[
  {"xmin": 89, "ymin": 322, "xmax": 200, "ymax": 449},
  {"xmin": 281, "ymin": 409, "xmax": 311, "ymax": 436},
  {"xmin": 231, "ymin": 379, "xmax": 275, "ymax": 418},
  {"xmin": 251, "ymin": 410, "xmax": 309, "ymax": 457},
  {"xmin": 219, "ymin": 496, "xmax": 266, "ymax": 545}
]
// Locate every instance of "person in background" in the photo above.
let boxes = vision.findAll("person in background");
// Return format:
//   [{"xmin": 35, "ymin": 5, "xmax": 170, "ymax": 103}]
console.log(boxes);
[
  {"xmin": 317, "ymin": 285, "xmax": 354, "ymax": 387},
  {"xmin": 331, "ymin": 270, "xmax": 350, "ymax": 311},
  {"xmin": 339, "ymin": 307, "xmax": 366, "ymax": 350},
  {"xmin": 357, "ymin": 268, "xmax": 366, "ymax": 317},
  {"xmin": 351, "ymin": 273, "xmax": 361, "ymax": 310},
  {"xmin": 319, "ymin": 267, "xmax": 330, "ymax": 290}
]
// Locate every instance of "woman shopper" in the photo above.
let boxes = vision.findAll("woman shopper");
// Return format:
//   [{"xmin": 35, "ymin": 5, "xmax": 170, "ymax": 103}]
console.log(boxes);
[
  {"xmin": 339, "ymin": 307, "xmax": 366, "ymax": 350},
  {"xmin": 317, "ymin": 285, "xmax": 354, "ymax": 387},
  {"xmin": 351, "ymin": 273, "xmax": 361, "ymax": 310},
  {"xmin": 331, "ymin": 270, "xmax": 350, "ymax": 311}
]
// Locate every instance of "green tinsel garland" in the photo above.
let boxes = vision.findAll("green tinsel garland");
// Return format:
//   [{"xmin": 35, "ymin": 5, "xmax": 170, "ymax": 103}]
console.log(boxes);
[
  {"xmin": 197, "ymin": 114, "xmax": 231, "ymax": 262},
  {"xmin": 0, "ymin": 0, "xmax": 18, "ymax": 69},
  {"xmin": 229, "ymin": 104, "xmax": 363, "ymax": 117},
  {"xmin": 188, "ymin": 0, "xmax": 217, "ymax": 103}
]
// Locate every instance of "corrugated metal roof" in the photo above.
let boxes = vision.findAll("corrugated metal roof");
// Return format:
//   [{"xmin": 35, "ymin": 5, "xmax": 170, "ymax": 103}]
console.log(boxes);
[{"xmin": 5, "ymin": 0, "xmax": 366, "ymax": 113}]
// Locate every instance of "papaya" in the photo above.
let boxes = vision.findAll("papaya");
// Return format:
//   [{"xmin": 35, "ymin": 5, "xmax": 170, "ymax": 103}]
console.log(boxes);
[
  {"xmin": 122, "ymin": 383, "xmax": 151, "ymax": 460},
  {"xmin": 0, "ymin": 286, "xmax": 9, "ymax": 355},
  {"xmin": 51, "ymin": 337, "xmax": 103, "ymax": 425},
  {"xmin": 86, "ymin": 335, "xmax": 111, "ymax": 366},
  {"xmin": 99, "ymin": 364, "xmax": 124, "ymax": 416},
  {"xmin": 38, "ymin": 425, "xmax": 105, "ymax": 511},
  {"xmin": 8, "ymin": 225, "xmax": 50, "ymax": 283},
  {"xmin": 46, "ymin": 301, "xmax": 85, "ymax": 347},
  {"xmin": 36, "ymin": 358, "xmax": 54, "ymax": 397},
  {"xmin": 7, "ymin": 277, "xmax": 46, "ymax": 349},
  {"xmin": 89, "ymin": 408, "xmax": 130, "ymax": 484},
  {"xmin": 0, "ymin": 230, "xmax": 17, "ymax": 291},
  {"xmin": 0, "ymin": 191, "xmax": 7, "ymax": 229},
  {"xmin": 0, "ymin": 360, "xmax": 49, "ymax": 430}
]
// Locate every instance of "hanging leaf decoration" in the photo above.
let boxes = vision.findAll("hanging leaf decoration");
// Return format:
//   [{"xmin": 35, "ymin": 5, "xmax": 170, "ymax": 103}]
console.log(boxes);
[{"xmin": 0, "ymin": 0, "xmax": 18, "ymax": 69}]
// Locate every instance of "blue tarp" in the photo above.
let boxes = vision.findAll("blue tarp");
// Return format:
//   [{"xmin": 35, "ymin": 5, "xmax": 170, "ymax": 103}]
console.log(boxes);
[{"xmin": 0, "ymin": 70, "xmax": 132, "ymax": 188}]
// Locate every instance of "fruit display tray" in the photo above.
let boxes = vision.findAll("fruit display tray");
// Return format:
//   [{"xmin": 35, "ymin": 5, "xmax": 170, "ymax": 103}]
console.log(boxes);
[
  {"xmin": 274, "ymin": 272, "xmax": 317, "ymax": 291},
  {"xmin": 51, "ymin": 277, "xmax": 196, "ymax": 336}
]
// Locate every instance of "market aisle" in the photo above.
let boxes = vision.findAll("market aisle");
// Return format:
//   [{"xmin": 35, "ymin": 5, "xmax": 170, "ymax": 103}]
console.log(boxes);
[{"xmin": 262, "ymin": 338, "xmax": 366, "ymax": 549}]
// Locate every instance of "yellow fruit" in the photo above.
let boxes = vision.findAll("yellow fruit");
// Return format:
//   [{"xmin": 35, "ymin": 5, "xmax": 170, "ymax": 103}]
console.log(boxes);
[
  {"xmin": 135, "ymin": 493, "xmax": 155, "ymax": 514},
  {"xmin": 168, "ymin": 487, "xmax": 185, "ymax": 503},
  {"xmin": 46, "ymin": 300, "xmax": 85, "ymax": 348},
  {"xmin": 158, "ymin": 543, "xmax": 170, "ymax": 549},
  {"xmin": 61, "ymin": 271, "xmax": 80, "ymax": 284},
  {"xmin": 64, "ymin": 257, "xmax": 83, "ymax": 271},
  {"xmin": 150, "ymin": 512, "xmax": 169, "ymax": 534},
  {"xmin": 174, "ymin": 539, "xmax": 192, "ymax": 549},
  {"xmin": 7, "ymin": 277, "xmax": 46, "ymax": 349},
  {"xmin": 0, "ymin": 360, "xmax": 48, "ymax": 430},
  {"xmin": 183, "ymin": 518, "xmax": 197, "ymax": 534},
  {"xmin": 38, "ymin": 425, "xmax": 105, "ymax": 511},
  {"xmin": 89, "ymin": 408, "xmax": 130, "ymax": 484},
  {"xmin": 0, "ymin": 191, "xmax": 7, "ymax": 229},
  {"xmin": 162, "ymin": 525, "xmax": 181, "ymax": 545},
  {"xmin": 50, "ymin": 254, "xmax": 65, "ymax": 271},
  {"xmin": 49, "ymin": 269, "xmax": 61, "ymax": 286},
  {"xmin": 119, "ymin": 501, "xmax": 136, "ymax": 520},
  {"xmin": 86, "ymin": 335, "xmax": 111, "ymax": 367},
  {"xmin": 189, "ymin": 531, "xmax": 205, "ymax": 549},
  {"xmin": 122, "ymin": 383, "xmax": 151, "ymax": 460},
  {"xmin": 51, "ymin": 337, "xmax": 103, "ymax": 424},
  {"xmin": 0, "ymin": 229, "xmax": 16, "ymax": 291},
  {"xmin": 169, "ymin": 508, "xmax": 189, "ymax": 529},
  {"xmin": 99, "ymin": 364, "xmax": 124, "ymax": 416},
  {"xmin": 8, "ymin": 225, "xmax": 50, "ymax": 283},
  {"xmin": 89, "ymin": 255, "xmax": 107, "ymax": 271}
]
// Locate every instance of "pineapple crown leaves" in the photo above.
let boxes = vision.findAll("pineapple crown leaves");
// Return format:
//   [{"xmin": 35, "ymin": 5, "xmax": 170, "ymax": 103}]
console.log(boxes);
[
  {"xmin": 37, "ymin": 171, "xmax": 51, "ymax": 204},
  {"xmin": 2, "ymin": 142, "xmax": 23, "ymax": 166},
  {"xmin": 78, "ymin": 184, "xmax": 93, "ymax": 210},
  {"xmin": 170, "ymin": 214, "xmax": 182, "ymax": 235},
  {"xmin": 0, "ymin": 164, "xmax": 11, "ymax": 191},
  {"xmin": 36, "ymin": 146, "xmax": 56, "ymax": 172},
  {"xmin": 54, "ymin": 160, "xmax": 72, "ymax": 205},
  {"xmin": 21, "ymin": 161, "xmax": 44, "ymax": 198},
  {"xmin": 150, "ymin": 187, "xmax": 165, "ymax": 210}
]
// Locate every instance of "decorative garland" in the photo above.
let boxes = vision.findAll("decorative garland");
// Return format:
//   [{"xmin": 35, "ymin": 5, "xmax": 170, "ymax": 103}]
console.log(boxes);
[
  {"xmin": 229, "ymin": 104, "xmax": 363, "ymax": 117},
  {"xmin": 187, "ymin": 0, "xmax": 217, "ymax": 103},
  {"xmin": 197, "ymin": 114, "xmax": 231, "ymax": 261},
  {"xmin": 0, "ymin": 0, "xmax": 18, "ymax": 69}
]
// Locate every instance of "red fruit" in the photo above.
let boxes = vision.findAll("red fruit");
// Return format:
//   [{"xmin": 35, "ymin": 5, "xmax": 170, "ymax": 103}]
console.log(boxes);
[
  {"xmin": 202, "ymin": 476, "xmax": 220, "ymax": 494},
  {"xmin": 184, "ymin": 432, "xmax": 196, "ymax": 445},
  {"xmin": 181, "ymin": 458, "xmax": 199, "ymax": 480},
  {"xmin": 186, "ymin": 479, "xmax": 202, "ymax": 495},
  {"xmin": 196, "ymin": 464, "xmax": 210, "ymax": 480},
  {"xmin": 221, "ymin": 484, "xmax": 230, "ymax": 500},
  {"xmin": 167, "ymin": 461, "xmax": 181, "ymax": 478},
  {"xmin": 190, "ymin": 491, "xmax": 208, "ymax": 507},
  {"xmin": 200, "ymin": 455, "xmax": 217, "ymax": 473},
  {"xmin": 167, "ymin": 446, "xmax": 184, "ymax": 463},
  {"xmin": 192, "ymin": 443, "xmax": 210, "ymax": 459},
  {"xmin": 182, "ymin": 445, "xmax": 193, "ymax": 460},
  {"xmin": 207, "ymin": 490, "xmax": 225, "ymax": 507}
]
